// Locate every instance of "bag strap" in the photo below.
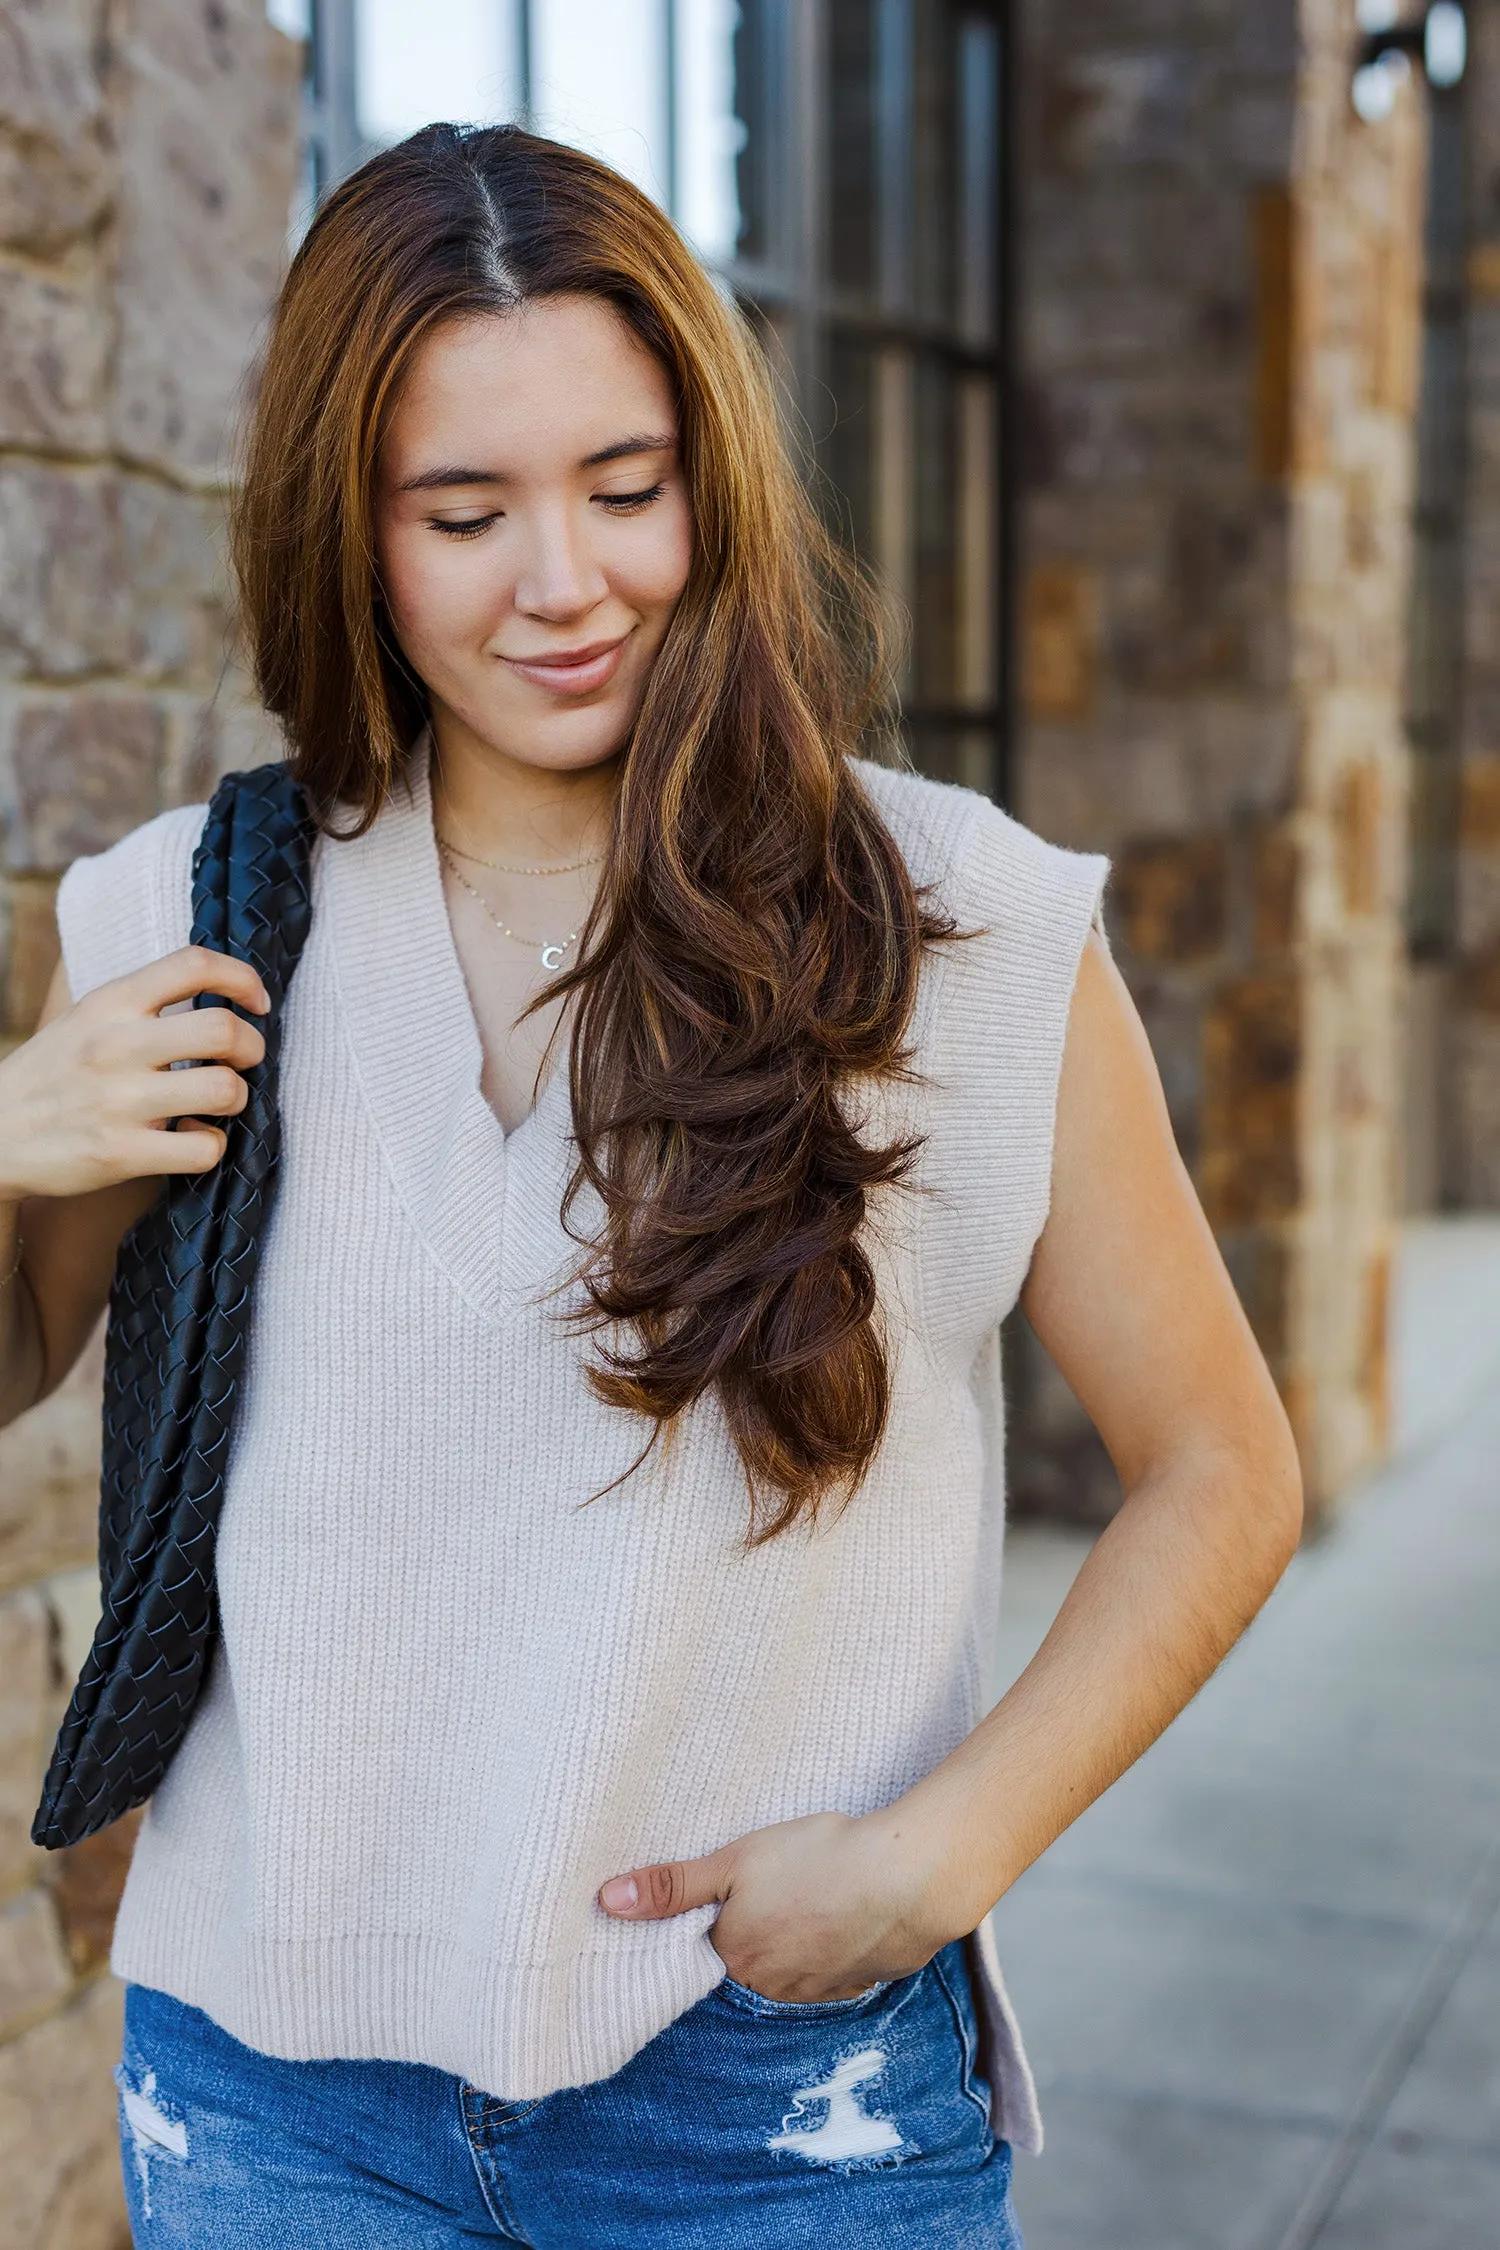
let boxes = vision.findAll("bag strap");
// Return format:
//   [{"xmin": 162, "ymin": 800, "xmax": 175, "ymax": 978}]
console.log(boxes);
[{"xmin": 33, "ymin": 765, "xmax": 315, "ymax": 1848}]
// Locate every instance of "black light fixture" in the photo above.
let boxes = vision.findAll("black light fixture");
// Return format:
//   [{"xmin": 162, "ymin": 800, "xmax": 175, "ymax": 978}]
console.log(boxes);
[{"xmin": 1354, "ymin": 2, "xmax": 1467, "ymax": 120}]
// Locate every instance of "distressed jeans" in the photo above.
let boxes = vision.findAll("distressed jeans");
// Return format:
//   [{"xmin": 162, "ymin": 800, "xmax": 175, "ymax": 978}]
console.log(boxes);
[{"xmin": 117, "ymin": 1945, "xmax": 1024, "ymax": 2246}]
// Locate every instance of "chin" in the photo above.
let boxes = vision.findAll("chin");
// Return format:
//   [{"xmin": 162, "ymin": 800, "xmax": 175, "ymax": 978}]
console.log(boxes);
[{"xmin": 484, "ymin": 709, "xmax": 634, "ymax": 776}]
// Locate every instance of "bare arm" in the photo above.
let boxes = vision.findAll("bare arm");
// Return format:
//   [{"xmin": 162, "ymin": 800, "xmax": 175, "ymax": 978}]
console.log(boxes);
[
  {"xmin": 595, "ymin": 933, "xmax": 1303, "ymax": 1997},
  {"xmin": 0, "ymin": 947, "xmax": 271, "ymax": 1427},
  {"xmin": 886, "ymin": 931, "xmax": 1302, "ymax": 1898}
]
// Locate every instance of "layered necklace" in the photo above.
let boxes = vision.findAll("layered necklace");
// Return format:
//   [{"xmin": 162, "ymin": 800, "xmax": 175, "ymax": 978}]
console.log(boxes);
[{"xmin": 436, "ymin": 833, "xmax": 604, "ymax": 974}]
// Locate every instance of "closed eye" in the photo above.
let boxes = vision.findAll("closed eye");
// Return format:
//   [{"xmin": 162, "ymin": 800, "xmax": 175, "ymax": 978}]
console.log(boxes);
[
  {"xmin": 595, "ymin": 484, "xmax": 665, "ymax": 513},
  {"xmin": 431, "ymin": 515, "xmax": 499, "ymax": 540}
]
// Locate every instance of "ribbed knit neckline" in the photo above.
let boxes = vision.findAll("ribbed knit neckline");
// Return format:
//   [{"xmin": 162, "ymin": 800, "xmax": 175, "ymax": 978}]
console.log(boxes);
[{"xmin": 321, "ymin": 744, "xmax": 578, "ymax": 1326}]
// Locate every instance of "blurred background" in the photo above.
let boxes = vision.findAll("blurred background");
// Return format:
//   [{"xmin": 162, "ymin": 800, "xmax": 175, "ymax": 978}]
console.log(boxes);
[{"xmin": 0, "ymin": 2, "xmax": 1497, "ymax": 2243}]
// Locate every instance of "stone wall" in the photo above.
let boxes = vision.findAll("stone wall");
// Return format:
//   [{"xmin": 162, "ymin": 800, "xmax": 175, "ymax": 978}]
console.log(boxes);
[
  {"xmin": 0, "ymin": 4, "xmax": 300, "ymax": 2240},
  {"xmin": 1453, "ymin": 0, "xmax": 1500, "ymax": 1204},
  {"xmin": 1011, "ymin": 0, "xmax": 1425, "ymax": 1520}
]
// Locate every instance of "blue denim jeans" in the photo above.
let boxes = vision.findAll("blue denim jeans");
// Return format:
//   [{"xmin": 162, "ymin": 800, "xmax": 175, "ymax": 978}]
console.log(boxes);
[{"xmin": 117, "ymin": 1945, "xmax": 1023, "ymax": 2246}]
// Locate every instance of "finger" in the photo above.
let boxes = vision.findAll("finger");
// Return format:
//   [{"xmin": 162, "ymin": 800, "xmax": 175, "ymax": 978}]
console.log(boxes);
[
  {"xmin": 119, "ymin": 947, "xmax": 270, "ymax": 1018},
  {"xmin": 122, "ymin": 1065, "xmax": 249, "ymax": 1121},
  {"xmin": 599, "ymin": 1848, "xmax": 735, "ymax": 1920},
  {"xmin": 117, "ymin": 1124, "xmax": 228, "ymax": 1177},
  {"xmin": 130, "ymin": 1009, "xmax": 267, "ymax": 1073}
]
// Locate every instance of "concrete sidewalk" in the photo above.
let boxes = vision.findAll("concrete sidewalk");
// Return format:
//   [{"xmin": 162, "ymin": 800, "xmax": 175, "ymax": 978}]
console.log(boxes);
[{"xmin": 991, "ymin": 1231, "xmax": 1500, "ymax": 2249}]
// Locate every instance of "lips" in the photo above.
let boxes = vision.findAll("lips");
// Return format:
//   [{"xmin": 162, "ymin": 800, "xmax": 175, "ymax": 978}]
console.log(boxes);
[{"xmin": 501, "ymin": 634, "xmax": 630, "ymax": 696}]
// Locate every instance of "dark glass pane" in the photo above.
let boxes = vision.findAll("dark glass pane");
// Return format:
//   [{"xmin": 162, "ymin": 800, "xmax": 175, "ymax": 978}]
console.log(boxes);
[
  {"xmin": 908, "ymin": 725, "xmax": 996, "ymax": 794},
  {"xmin": 821, "ymin": 333, "xmax": 877, "ymax": 560},
  {"xmin": 913, "ymin": 352, "xmax": 956, "ymax": 703},
  {"xmin": 956, "ymin": 372, "xmax": 997, "ymax": 707},
  {"xmin": 957, "ymin": 13, "xmax": 999, "ymax": 342},
  {"xmin": 912, "ymin": 4, "xmax": 956, "ymax": 325},
  {"xmin": 733, "ymin": 0, "xmax": 775, "ymax": 263},
  {"xmin": 828, "ymin": 0, "xmax": 878, "ymax": 294}
]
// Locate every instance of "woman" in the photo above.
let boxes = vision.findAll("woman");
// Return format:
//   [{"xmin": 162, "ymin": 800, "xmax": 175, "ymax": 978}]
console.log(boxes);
[{"xmin": 0, "ymin": 126, "xmax": 1301, "ymax": 2245}]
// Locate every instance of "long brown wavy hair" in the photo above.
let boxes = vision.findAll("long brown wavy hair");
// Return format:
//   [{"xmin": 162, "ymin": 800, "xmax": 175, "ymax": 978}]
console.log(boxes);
[{"xmin": 233, "ymin": 123, "xmax": 950, "ymax": 1539}]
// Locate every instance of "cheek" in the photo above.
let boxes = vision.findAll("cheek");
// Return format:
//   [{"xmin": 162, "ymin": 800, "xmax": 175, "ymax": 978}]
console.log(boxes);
[
  {"xmin": 626, "ymin": 499, "xmax": 694, "ymax": 617},
  {"xmin": 380, "ymin": 526, "xmax": 508, "ymax": 658}
]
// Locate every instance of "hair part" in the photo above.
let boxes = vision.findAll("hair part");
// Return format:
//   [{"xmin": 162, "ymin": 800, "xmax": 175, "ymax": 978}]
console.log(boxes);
[{"xmin": 232, "ymin": 123, "xmax": 950, "ymax": 1538}]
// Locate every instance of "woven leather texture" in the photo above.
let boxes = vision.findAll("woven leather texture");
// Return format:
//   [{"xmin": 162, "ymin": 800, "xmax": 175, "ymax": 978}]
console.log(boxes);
[{"xmin": 33, "ymin": 765, "xmax": 315, "ymax": 1849}]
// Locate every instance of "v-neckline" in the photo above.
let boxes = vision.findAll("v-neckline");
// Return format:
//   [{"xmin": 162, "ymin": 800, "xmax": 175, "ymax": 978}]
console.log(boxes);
[{"xmin": 322, "ymin": 745, "xmax": 578, "ymax": 1326}]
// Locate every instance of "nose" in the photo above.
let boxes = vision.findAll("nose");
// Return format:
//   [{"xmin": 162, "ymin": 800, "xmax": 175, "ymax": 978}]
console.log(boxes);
[{"xmin": 513, "ymin": 502, "xmax": 609, "ymax": 622}]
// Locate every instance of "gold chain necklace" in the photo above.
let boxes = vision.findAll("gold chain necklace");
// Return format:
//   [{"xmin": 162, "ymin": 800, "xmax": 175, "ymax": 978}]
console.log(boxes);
[
  {"xmin": 439, "ymin": 843, "xmax": 580, "ymax": 972},
  {"xmin": 435, "ymin": 831, "xmax": 604, "ymax": 878}
]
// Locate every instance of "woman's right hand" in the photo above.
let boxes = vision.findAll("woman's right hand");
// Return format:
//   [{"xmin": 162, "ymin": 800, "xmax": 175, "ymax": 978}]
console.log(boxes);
[{"xmin": 0, "ymin": 947, "xmax": 270, "ymax": 1202}]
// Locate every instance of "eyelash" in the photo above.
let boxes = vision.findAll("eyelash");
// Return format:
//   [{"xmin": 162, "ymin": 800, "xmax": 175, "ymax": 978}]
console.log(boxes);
[{"xmin": 430, "ymin": 484, "xmax": 667, "ymax": 540}]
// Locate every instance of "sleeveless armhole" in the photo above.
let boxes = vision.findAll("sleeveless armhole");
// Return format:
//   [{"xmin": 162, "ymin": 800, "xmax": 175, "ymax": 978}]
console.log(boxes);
[
  {"xmin": 942, "ymin": 791, "xmax": 1111, "ymax": 1268},
  {"xmin": 55, "ymin": 806, "xmax": 209, "ymax": 1003},
  {"xmin": 854, "ymin": 763, "xmax": 1110, "ymax": 1365}
]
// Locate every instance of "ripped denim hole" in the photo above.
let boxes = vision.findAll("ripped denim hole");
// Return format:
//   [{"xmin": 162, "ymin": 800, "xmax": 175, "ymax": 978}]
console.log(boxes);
[
  {"xmin": 766, "ymin": 2045, "xmax": 905, "ymax": 2167},
  {"xmin": 115, "ymin": 2065, "xmax": 188, "ymax": 2219}
]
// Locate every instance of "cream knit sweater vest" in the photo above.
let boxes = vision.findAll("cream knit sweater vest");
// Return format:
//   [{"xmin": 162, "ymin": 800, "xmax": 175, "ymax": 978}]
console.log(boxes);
[{"xmin": 57, "ymin": 752, "xmax": 1106, "ymax": 2156}]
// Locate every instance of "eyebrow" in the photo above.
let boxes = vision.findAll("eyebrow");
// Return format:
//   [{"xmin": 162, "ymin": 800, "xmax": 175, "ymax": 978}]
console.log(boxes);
[{"xmin": 395, "ymin": 432, "xmax": 676, "ymax": 494}]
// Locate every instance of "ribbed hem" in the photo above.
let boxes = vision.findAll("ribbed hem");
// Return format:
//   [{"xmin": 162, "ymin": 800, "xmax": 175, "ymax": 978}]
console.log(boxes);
[
  {"xmin": 114, "ymin": 1872, "xmax": 723, "ymax": 2098},
  {"xmin": 116, "ymin": 1870, "xmax": 1042, "ymax": 2152}
]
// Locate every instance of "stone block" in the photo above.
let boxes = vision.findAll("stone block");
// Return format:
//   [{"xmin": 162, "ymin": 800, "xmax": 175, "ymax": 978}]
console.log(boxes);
[
  {"xmin": 1254, "ymin": 186, "xmax": 1294, "ymax": 480},
  {"xmin": 0, "ymin": 464, "xmax": 133, "ymax": 679},
  {"xmin": 1020, "ymin": 714, "xmax": 1195, "ymax": 844},
  {"xmin": 1003, "ymin": 1313, "xmax": 1121, "ymax": 1526},
  {"xmin": 1333, "ymin": 759, "xmax": 1383, "ymax": 918},
  {"xmin": 3, "ymin": 874, "xmax": 60, "ymax": 1034},
  {"xmin": 0, "ymin": 1323, "xmax": 105, "ymax": 1597},
  {"xmin": 1459, "ymin": 757, "xmax": 1500, "ymax": 854},
  {"xmin": 1200, "ymin": 969, "xmax": 1301, "ymax": 1226},
  {"xmin": 0, "ymin": 1589, "xmax": 50, "ymax": 1898},
  {"xmin": 1114, "ymin": 834, "xmax": 1228, "ymax": 962},
  {"xmin": 1253, "ymin": 819, "xmax": 1299, "ymax": 954},
  {"xmin": 0, "ymin": 467, "xmax": 227, "ymax": 693},
  {"xmin": 1021, "ymin": 563, "xmax": 1099, "ymax": 720},
  {"xmin": 1455, "ymin": 849, "xmax": 1500, "ymax": 955},
  {"xmin": 1359, "ymin": 1242, "xmax": 1390, "ymax": 1443},
  {"xmin": 1036, "ymin": 51, "xmax": 1209, "ymax": 174},
  {"xmin": 1468, "ymin": 241, "xmax": 1500, "ymax": 305},
  {"xmin": 110, "ymin": 1, "xmax": 303, "ymax": 480},
  {"xmin": 1457, "ymin": 935, "xmax": 1500, "ymax": 1018},
  {"xmin": 44, "ymin": 1813, "xmax": 141, "ymax": 1979},
  {"xmin": 6, "ymin": 695, "xmax": 164, "ymax": 873},
  {"xmin": 0, "ymin": 2, "xmax": 113, "ymax": 255},
  {"xmin": 0, "ymin": 1887, "xmax": 70, "ymax": 2041},
  {"xmin": 0, "ymin": 250, "xmax": 108, "ymax": 449},
  {"xmin": 115, "ymin": 480, "xmax": 232, "ymax": 683},
  {"xmin": 0, "ymin": 1975, "xmax": 128, "ymax": 2250},
  {"xmin": 1219, "ymin": 1224, "xmax": 1290, "ymax": 1371},
  {"xmin": 1127, "ymin": 973, "xmax": 1206, "ymax": 1160}
]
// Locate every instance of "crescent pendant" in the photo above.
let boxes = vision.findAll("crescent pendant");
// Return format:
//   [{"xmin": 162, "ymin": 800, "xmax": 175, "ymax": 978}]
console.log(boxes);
[{"xmin": 540, "ymin": 943, "xmax": 566, "ymax": 973}]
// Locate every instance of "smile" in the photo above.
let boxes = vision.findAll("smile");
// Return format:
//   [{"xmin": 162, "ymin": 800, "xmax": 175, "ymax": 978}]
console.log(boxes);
[{"xmin": 501, "ymin": 636, "xmax": 630, "ymax": 696}]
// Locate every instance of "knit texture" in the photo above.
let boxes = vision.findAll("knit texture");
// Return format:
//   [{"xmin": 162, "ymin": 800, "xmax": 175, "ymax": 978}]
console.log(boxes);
[{"xmin": 56, "ymin": 753, "xmax": 1107, "ymax": 2156}]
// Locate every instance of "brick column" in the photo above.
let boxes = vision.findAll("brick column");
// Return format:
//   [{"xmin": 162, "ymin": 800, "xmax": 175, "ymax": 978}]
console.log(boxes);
[
  {"xmin": 0, "ymin": 5, "xmax": 299, "ymax": 2239},
  {"xmin": 1012, "ymin": 0, "xmax": 1424, "ymax": 1521},
  {"xmin": 1452, "ymin": 0, "xmax": 1500, "ymax": 1204}
]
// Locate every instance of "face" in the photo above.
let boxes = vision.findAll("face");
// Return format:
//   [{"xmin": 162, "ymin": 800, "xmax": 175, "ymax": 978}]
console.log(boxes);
[{"xmin": 376, "ymin": 296, "xmax": 694, "ymax": 777}]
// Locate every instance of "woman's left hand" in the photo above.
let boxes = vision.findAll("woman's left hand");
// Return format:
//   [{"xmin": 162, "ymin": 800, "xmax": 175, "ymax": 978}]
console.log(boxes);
[{"xmin": 597, "ymin": 1806, "xmax": 973, "ymax": 2003}]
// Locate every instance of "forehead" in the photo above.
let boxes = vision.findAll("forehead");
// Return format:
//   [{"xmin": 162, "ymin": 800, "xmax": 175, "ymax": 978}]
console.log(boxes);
[{"xmin": 385, "ymin": 297, "xmax": 677, "ymax": 469}]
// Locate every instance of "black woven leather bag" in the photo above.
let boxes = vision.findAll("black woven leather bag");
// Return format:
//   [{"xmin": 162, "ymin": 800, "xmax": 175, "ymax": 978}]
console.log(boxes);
[{"xmin": 33, "ymin": 765, "xmax": 315, "ymax": 1849}]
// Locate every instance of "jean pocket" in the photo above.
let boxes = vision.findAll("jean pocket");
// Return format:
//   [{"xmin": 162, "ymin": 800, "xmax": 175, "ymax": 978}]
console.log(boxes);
[{"xmin": 715, "ymin": 1973, "xmax": 893, "ymax": 2020}]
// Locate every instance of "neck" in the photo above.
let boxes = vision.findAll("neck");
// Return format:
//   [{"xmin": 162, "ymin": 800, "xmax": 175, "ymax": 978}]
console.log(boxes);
[{"xmin": 428, "ymin": 705, "xmax": 618, "ymax": 866}]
